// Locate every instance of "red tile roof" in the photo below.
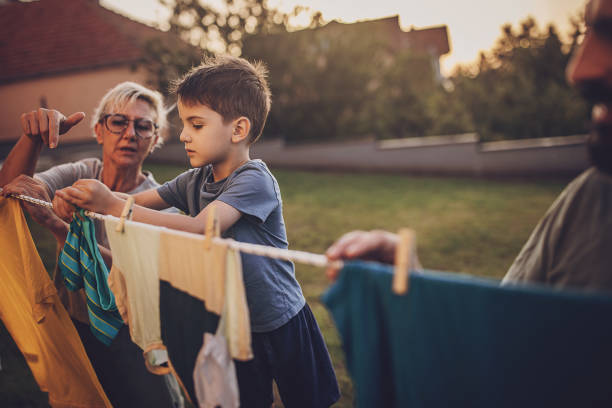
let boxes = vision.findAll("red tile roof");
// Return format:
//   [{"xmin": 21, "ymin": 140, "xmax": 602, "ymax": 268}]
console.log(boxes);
[{"xmin": 0, "ymin": 0, "xmax": 176, "ymax": 83}]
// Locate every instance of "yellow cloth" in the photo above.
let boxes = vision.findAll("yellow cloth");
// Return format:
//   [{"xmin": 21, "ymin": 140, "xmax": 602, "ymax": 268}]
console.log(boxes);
[
  {"xmin": 0, "ymin": 197, "xmax": 111, "ymax": 408},
  {"xmin": 159, "ymin": 232, "xmax": 252, "ymax": 361}
]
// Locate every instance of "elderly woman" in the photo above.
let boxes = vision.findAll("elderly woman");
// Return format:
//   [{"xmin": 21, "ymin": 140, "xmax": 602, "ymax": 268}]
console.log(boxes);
[{"xmin": 0, "ymin": 82, "xmax": 178, "ymax": 407}]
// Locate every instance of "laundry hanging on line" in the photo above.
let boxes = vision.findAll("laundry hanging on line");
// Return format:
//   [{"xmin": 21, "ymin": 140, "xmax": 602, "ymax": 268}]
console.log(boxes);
[
  {"xmin": 322, "ymin": 261, "xmax": 612, "ymax": 408},
  {"xmin": 0, "ymin": 187, "xmax": 341, "ymax": 270}
]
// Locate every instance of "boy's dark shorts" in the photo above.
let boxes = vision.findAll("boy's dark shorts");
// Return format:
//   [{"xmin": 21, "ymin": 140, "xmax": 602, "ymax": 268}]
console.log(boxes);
[{"xmin": 235, "ymin": 303, "xmax": 340, "ymax": 408}]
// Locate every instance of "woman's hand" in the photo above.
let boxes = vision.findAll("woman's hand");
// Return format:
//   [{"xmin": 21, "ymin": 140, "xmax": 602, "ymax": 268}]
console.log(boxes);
[
  {"xmin": 21, "ymin": 108, "xmax": 85, "ymax": 149},
  {"xmin": 2, "ymin": 175, "xmax": 69, "ymax": 242},
  {"xmin": 2, "ymin": 175, "xmax": 55, "ymax": 225},
  {"xmin": 55, "ymin": 179, "xmax": 123, "ymax": 215}
]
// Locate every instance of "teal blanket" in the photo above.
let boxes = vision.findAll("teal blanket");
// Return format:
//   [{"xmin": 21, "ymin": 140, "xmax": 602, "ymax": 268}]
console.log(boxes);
[{"xmin": 323, "ymin": 261, "xmax": 612, "ymax": 407}]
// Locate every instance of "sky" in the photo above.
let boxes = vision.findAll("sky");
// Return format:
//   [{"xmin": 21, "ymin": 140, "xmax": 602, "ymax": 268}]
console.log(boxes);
[{"xmin": 102, "ymin": 0, "xmax": 586, "ymax": 76}]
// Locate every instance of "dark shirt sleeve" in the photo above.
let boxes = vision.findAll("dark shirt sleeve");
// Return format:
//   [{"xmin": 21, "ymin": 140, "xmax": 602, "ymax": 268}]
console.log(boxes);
[
  {"xmin": 156, "ymin": 169, "xmax": 195, "ymax": 213},
  {"xmin": 216, "ymin": 165, "xmax": 280, "ymax": 223}
]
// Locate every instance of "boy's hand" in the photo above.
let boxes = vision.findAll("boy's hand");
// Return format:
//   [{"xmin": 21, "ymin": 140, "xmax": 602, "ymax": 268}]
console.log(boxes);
[
  {"xmin": 21, "ymin": 108, "xmax": 85, "ymax": 149},
  {"xmin": 52, "ymin": 194, "xmax": 77, "ymax": 223},
  {"xmin": 55, "ymin": 179, "xmax": 123, "ymax": 215}
]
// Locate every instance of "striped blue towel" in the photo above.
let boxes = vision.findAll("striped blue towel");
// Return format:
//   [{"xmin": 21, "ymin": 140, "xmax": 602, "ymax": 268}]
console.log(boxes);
[{"xmin": 59, "ymin": 210, "xmax": 123, "ymax": 346}]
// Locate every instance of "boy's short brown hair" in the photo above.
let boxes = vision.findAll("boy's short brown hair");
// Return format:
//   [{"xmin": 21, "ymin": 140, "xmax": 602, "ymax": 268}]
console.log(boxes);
[{"xmin": 172, "ymin": 55, "xmax": 271, "ymax": 144}]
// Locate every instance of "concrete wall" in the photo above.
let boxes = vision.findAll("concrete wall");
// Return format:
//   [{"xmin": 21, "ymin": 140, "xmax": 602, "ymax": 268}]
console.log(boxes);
[
  {"xmin": 0, "ymin": 66, "xmax": 149, "ymax": 144},
  {"xmin": 2, "ymin": 130, "xmax": 587, "ymax": 178},
  {"xmin": 248, "ymin": 133, "xmax": 590, "ymax": 177}
]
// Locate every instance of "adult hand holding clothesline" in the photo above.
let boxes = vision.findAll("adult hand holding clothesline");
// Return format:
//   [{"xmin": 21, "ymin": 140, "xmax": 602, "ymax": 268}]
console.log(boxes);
[
  {"xmin": 326, "ymin": 229, "xmax": 422, "ymax": 283},
  {"xmin": 1, "ymin": 175, "xmax": 74, "ymax": 245},
  {"xmin": 1, "ymin": 175, "xmax": 58, "ymax": 225}
]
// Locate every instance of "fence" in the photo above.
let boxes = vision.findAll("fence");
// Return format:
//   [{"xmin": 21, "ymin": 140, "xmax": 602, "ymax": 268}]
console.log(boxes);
[{"xmin": 247, "ymin": 133, "xmax": 589, "ymax": 177}]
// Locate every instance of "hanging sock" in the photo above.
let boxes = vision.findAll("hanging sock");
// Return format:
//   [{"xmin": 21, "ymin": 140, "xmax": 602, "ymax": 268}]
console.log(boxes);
[
  {"xmin": 0, "ymin": 197, "xmax": 111, "ymax": 407},
  {"xmin": 58, "ymin": 209, "xmax": 123, "ymax": 346}
]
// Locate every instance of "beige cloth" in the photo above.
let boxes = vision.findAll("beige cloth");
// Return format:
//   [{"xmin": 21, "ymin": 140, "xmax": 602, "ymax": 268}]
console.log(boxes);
[
  {"xmin": 104, "ymin": 217, "xmax": 164, "ymax": 351},
  {"xmin": 223, "ymin": 248, "xmax": 253, "ymax": 360},
  {"xmin": 158, "ymin": 232, "xmax": 226, "ymax": 314},
  {"xmin": 159, "ymin": 231, "xmax": 253, "ymax": 361}
]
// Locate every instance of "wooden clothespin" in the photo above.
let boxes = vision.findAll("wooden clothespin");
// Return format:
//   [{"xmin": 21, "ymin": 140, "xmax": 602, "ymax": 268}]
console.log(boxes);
[
  {"xmin": 204, "ymin": 206, "xmax": 219, "ymax": 250},
  {"xmin": 392, "ymin": 228, "xmax": 416, "ymax": 295},
  {"xmin": 116, "ymin": 196, "xmax": 135, "ymax": 233}
]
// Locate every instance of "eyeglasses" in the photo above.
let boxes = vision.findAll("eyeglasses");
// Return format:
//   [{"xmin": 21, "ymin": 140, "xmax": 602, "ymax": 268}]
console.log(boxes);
[{"xmin": 101, "ymin": 114, "xmax": 158, "ymax": 139}]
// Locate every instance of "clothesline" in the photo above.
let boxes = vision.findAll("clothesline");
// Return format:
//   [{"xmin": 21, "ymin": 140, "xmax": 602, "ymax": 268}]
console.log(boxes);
[{"xmin": 1, "ymin": 188, "xmax": 343, "ymax": 270}]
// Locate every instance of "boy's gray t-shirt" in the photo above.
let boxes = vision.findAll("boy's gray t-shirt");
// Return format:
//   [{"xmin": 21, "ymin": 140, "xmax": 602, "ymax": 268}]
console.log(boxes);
[{"xmin": 157, "ymin": 159, "xmax": 305, "ymax": 332}]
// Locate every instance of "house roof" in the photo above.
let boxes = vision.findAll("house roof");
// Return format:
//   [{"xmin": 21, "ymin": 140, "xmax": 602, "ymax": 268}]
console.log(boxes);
[
  {"xmin": 0, "ymin": 0, "xmax": 179, "ymax": 83},
  {"xmin": 324, "ymin": 16, "xmax": 450, "ymax": 56},
  {"xmin": 403, "ymin": 24, "xmax": 450, "ymax": 56}
]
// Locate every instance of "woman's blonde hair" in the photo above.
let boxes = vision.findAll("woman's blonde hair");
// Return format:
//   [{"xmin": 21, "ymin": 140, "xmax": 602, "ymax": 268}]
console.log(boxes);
[{"xmin": 92, "ymin": 81, "xmax": 168, "ymax": 149}]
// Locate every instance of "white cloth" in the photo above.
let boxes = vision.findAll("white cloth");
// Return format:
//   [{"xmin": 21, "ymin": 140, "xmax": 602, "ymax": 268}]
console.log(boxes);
[{"xmin": 193, "ymin": 332, "xmax": 240, "ymax": 408}]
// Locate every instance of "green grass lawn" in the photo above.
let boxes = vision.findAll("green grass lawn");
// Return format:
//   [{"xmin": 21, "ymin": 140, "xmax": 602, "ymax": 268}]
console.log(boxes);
[{"xmin": 0, "ymin": 163, "xmax": 567, "ymax": 406}]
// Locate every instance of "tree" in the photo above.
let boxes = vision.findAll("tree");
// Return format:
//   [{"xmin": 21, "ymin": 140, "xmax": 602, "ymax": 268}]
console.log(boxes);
[
  {"xmin": 449, "ymin": 16, "xmax": 589, "ymax": 141},
  {"xmin": 146, "ymin": 3, "xmax": 587, "ymax": 143},
  {"xmin": 159, "ymin": 0, "xmax": 322, "ymax": 56}
]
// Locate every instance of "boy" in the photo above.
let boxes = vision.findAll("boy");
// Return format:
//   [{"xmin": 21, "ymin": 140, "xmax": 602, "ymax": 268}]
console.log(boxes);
[{"xmin": 56, "ymin": 55, "xmax": 340, "ymax": 407}]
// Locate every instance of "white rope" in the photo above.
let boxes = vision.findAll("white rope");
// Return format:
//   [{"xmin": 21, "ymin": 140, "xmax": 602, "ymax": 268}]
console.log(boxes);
[{"xmin": 0, "ymin": 187, "xmax": 343, "ymax": 270}]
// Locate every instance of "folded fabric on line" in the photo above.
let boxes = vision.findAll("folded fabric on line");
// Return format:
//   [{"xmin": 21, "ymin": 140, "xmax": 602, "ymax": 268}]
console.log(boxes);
[
  {"xmin": 58, "ymin": 210, "xmax": 123, "ymax": 346},
  {"xmin": 0, "ymin": 197, "xmax": 111, "ymax": 407},
  {"xmin": 322, "ymin": 261, "xmax": 612, "ymax": 408}
]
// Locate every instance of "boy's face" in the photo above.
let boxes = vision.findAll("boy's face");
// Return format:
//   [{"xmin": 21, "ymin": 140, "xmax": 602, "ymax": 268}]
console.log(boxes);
[{"xmin": 178, "ymin": 99, "xmax": 234, "ymax": 168}]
